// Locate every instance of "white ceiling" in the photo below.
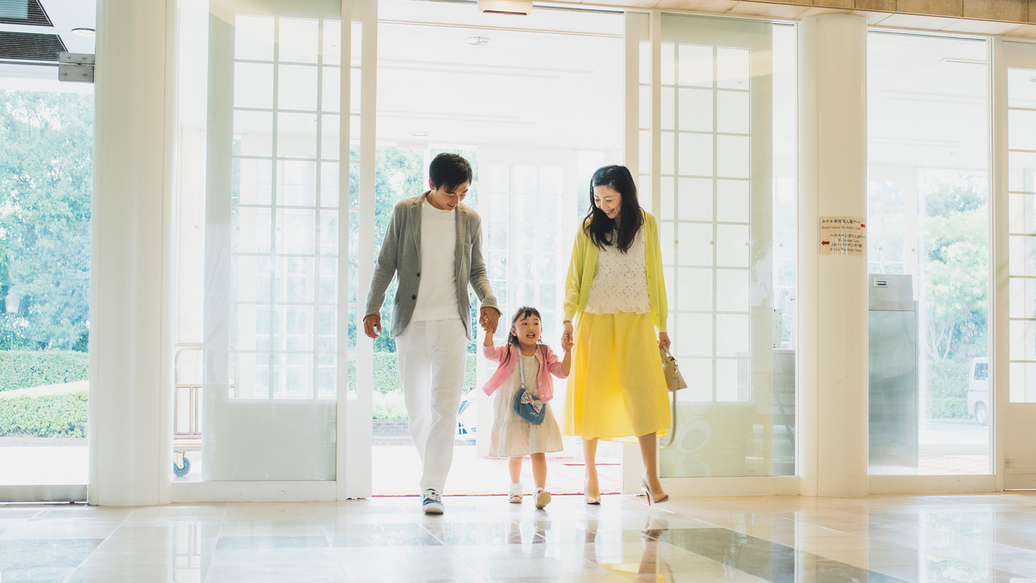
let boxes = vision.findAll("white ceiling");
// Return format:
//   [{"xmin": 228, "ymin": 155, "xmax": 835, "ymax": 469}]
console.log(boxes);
[
  {"xmin": 867, "ymin": 32, "xmax": 991, "ymax": 171},
  {"xmin": 0, "ymin": 0, "xmax": 95, "ymax": 91},
  {"xmin": 0, "ymin": 0, "xmax": 1013, "ymax": 172},
  {"xmin": 375, "ymin": 0, "xmax": 625, "ymax": 151}
]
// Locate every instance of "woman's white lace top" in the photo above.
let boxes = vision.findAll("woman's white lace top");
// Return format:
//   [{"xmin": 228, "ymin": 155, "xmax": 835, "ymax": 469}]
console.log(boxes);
[{"xmin": 584, "ymin": 227, "xmax": 651, "ymax": 315}]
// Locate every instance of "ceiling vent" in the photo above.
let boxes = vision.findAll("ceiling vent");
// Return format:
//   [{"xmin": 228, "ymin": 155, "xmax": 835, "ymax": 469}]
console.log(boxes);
[
  {"xmin": 0, "ymin": 0, "xmax": 54, "ymax": 27},
  {"xmin": 0, "ymin": 31, "xmax": 67, "ymax": 62}
]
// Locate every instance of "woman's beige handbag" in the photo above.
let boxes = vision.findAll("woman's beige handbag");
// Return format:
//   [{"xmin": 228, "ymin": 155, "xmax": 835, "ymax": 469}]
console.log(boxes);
[{"xmin": 660, "ymin": 345, "xmax": 686, "ymax": 447}]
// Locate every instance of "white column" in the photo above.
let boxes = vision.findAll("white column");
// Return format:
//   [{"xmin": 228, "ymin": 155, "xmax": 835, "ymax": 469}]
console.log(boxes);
[
  {"xmin": 89, "ymin": 0, "xmax": 177, "ymax": 506},
  {"xmin": 798, "ymin": 14, "xmax": 869, "ymax": 497}
]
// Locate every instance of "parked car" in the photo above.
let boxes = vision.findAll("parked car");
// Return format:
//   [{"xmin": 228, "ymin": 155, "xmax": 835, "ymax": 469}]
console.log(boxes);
[{"xmin": 967, "ymin": 357, "xmax": 989, "ymax": 426}]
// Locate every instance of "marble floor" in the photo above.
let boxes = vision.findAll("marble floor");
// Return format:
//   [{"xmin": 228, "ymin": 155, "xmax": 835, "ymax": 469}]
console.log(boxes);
[{"xmin": 2, "ymin": 492, "xmax": 1036, "ymax": 582}]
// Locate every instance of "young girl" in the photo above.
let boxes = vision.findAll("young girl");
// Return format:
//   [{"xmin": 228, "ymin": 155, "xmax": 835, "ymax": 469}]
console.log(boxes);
[{"xmin": 482, "ymin": 307, "xmax": 571, "ymax": 509}]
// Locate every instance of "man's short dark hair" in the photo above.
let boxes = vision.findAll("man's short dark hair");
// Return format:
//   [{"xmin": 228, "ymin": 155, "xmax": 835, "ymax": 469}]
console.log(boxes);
[{"xmin": 429, "ymin": 153, "xmax": 473, "ymax": 193}]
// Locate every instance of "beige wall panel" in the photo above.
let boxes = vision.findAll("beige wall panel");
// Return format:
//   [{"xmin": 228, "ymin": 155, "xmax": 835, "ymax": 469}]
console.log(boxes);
[
  {"xmin": 728, "ymin": 1, "xmax": 812, "ymax": 16},
  {"xmin": 897, "ymin": 0, "xmax": 963, "ymax": 15},
  {"xmin": 655, "ymin": 0, "xmax": 739, "ymax": 11},
  {"xmin": 942, "ymin": 18, "xmax": 1024, "ymax": 31},
  {"xmin": 854, "ymin": 0, "xmax": 898, "ymax": 12},
  {"xmin": 963, "ymin": 0, "xmax": 1026, "ymax": 22},
  {"xmin": 813, "ymin": 0, "xmax": 855, "ymax": 10}
]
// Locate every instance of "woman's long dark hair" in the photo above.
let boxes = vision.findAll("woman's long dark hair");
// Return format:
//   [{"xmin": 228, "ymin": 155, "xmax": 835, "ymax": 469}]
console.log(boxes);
[
  {"xmin": 501, "ymin": 306, "xmax": 544, "ymax": 367},
  {"xmin": 583, "ymin": 165, "xmax": 644, "ymax": 253}
]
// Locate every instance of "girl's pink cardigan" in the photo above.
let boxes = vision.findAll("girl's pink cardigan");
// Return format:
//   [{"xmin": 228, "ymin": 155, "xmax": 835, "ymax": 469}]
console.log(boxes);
[{"xmin": 481, "ymin": 344, "xmax": 567, "ymax": 402}]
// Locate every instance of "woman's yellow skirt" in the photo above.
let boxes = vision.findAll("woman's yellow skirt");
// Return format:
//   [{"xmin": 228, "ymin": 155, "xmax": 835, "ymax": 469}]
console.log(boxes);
[{"xmin": 561, "ymin": 311, "xmax": 671, "ymax": 440}]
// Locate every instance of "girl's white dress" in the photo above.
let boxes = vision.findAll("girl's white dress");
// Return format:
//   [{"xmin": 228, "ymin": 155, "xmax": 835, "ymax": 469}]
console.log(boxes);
[{"xmin": 488, "ymin": 354, "xmax": 564, "ymax": 458}]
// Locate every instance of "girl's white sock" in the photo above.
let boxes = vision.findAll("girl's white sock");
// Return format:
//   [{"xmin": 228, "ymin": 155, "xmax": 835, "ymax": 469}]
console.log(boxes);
[{"xmin": 509, "ymin": 482, "xmax": 523, "ymax": 496}]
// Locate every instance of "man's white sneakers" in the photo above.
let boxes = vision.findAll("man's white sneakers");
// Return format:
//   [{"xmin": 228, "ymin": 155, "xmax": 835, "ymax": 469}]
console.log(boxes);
[{"xmin": 422, "ymin": 489, "xmax": 444, "ymax": 514}]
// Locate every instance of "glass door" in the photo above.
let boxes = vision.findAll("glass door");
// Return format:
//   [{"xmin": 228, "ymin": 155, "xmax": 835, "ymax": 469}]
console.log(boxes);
[
  {"xmin": 176, "ymin": 0, "xmax": 348, "ymax": 485},
  {"xmin": 654, "ymin": 15, "xmax": 798, "ymax": 481},
  {"xmin": 996, "ymin": 40, "xmax": 1036, "ymax": 489}
]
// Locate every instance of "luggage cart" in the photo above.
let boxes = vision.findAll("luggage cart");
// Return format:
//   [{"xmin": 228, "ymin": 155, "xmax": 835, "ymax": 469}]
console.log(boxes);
[{"xmin": 173, "ymin": 343, "xmax": 203, "ymax": 477}]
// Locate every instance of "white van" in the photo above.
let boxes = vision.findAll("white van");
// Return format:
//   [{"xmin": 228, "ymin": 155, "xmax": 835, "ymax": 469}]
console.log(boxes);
[{"xmin": 967, "ymin": 357, "xmax": 989, "ymax": 426}]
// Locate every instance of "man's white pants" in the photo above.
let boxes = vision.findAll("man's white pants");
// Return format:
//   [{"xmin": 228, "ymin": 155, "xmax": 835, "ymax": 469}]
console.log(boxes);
[{"xmin": 395, "ymin": 319, "xmax": 467, "ymax": 494}]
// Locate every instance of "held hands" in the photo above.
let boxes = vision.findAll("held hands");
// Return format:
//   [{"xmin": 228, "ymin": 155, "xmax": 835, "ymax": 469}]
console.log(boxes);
[
  {"xmin": 561, "ymin": 320, "xmax": 574, "ymax": 353},
  {"xmin": 363, "ymin": 314, "xmax": 382, "ymax": 339},
  {"xmin": 479, "ymin": 306, "xmax": 501, "ymax": 334}
]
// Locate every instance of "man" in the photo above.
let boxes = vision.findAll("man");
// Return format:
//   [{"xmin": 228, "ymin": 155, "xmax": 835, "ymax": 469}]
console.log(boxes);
[{"xmin": 364, "ymin": 153, "xmax": 500, "ymax": 514}]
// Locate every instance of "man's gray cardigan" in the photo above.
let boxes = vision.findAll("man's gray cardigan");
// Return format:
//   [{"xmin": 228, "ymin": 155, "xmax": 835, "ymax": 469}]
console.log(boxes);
[{"xmin": 364, "ymin": 193, "xmax": 499, "ymax": 341}]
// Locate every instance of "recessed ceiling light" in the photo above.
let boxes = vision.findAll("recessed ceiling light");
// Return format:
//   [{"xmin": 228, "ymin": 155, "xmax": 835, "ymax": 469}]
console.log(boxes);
[
  {"xmin": 466, "ymin": 36, "xmax": 490, "ymax": 46},
  {"xmin": 71, "ymin": 28, "xmax": 95, "ymax": 38},
  {"xmin": 411, "ymin": 131, "xmax": 429, "ymax": 137}
]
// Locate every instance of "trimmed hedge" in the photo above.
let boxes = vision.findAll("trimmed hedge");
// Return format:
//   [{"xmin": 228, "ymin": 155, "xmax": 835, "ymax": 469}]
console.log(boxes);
[
  {"xmin": 0, "ymin": 391, "xmax": 87, "ymax": 437},
  {"xmin": 349, "ymin": 353, "xmax": 477, "ymax": 418},
  {"xmin": 926, "ymin": 359, "xmax": 970, "ymax": 419},
  {"xmin": 0, "ymin": 351, "xmax": 89, "ymax": 393}
]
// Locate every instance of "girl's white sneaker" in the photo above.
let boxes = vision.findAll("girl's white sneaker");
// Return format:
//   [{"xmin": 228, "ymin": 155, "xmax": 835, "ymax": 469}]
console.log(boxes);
[
  {"xmin": 508, "ymin": 482, "xmax": 523, "ymax": 504},
  {"xmin": 534, "ymin": 488, "xmax": 551, "ymax": 509}
]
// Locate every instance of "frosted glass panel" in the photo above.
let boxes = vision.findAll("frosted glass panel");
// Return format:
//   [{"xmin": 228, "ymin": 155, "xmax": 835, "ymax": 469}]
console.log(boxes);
[
  {"xmin": 717, "ymin": 135, "xmax": 750, "ymax": 178},
  {"xmin": 717, "ymin": 47, "xmax": 750, "ymax": 89},
  {"xmin": 236, "ymin": 16, "xmax": 274, "ymax": 61},
  {"xmin": 1009, "ymin": 235, "xmax": 1036, "ymax": 277},
  {"xmin": 679, "ymin": 133, "xmax": 712, "ymax": 176},
  {"xmin": 235, "ymin": 63, "xmax": 274, "ymax": 109},
  {"xmin": 678, "ymin": 44, "xmax": 712, "ymax": 87},
  {"xmin": 1009, "ymin": 278, "xmax": 1036, "ymax": 318},
  {"xmin": 678, "ymin": 177, "xmax": 712, "ymax": 221},
  {"xmin": 1009, "ymin": 193, "xmax": 1036, "ymax": 234},
  {"xmin": 680, "ymin": 313, "xmax": 713, "ymax": 357},
  {"xmin": 717, "ymin": 180, "xmax": 749, "ymax": 223},
  {"xmin": 277, "ymin": 112, "xmax": 318, "ymax": 158},
  {"xmin": 234, "ymin": 111, "xmax": 273, "ymax": 156},
  {"xmin": 716, "ymin": 269, "xmax": 749, "ymax": 312},
  {"xmin": 716, "ymin": 314, "xmax": 749, "ymax": 356},
  {"xmin": 278, "ymin": 65, "xmax": 318, "ymax": 110},
  {"xmin": 1010, "ymin": 362, "xmax": 1036, "ymax": 402},
  {"xmin": 678, "ymin": 223, "xmax": 714, "ymax": 266},
  {"xmin": 657, "ymin": 14, "xmax": 786, "ymax": 479},
  {"xmin": 660, "ymin": 131, "xmax": 674, "ymax": 175},
  {"xmin": 1009, "ymin": 151, "xmax": 1036, "ymax": 193},
  {"xmin": 640, "ymin": 85, "xmax": 651, "ymax": 129},
  {"xmin": 678, "ymin": 267, "xmax": 713, "ymax": 311},
  {"xmin": 716, "ymin": 224, "xmax": 750, "ymax": 267},
  {"xmin": 717, "ymin": 90, "xmax": 750, "ymax": 134},
  {"xmin": 1010, "ymin": 320, "xmax": 1036, "ymax": 361},
  {"xmin": 200, "ymin": 3, "xmax": 341, "ymax": 482},
  {"xmin": 679, "ymin": 89, "xmax": 712, "ymax": 132},
  {"xmin": 661, "ymin": 87, "xmax": 675, "ymax": 130},
  {"xmin": 279, "ymin": 18, "xmax": 319, "ymax": 63},
  {"xmin": 661, "ymin": 42, "xmax": 675, "ymax": 85},
  {"xmin": 1008, "ymin": 109, "xmax": 1036, "ymax": 151}
]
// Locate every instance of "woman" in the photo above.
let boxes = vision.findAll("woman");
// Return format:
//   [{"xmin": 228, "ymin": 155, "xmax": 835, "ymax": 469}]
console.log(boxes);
[{"xmin": 561, "ymin": 165, "xmax": 671, "ymax": 505}]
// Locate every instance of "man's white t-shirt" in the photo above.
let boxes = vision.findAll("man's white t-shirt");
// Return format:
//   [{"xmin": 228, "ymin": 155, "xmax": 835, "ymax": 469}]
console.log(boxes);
[{"xmin": 411, "ymin": 198, "xmax": 460, "ymax": 322}]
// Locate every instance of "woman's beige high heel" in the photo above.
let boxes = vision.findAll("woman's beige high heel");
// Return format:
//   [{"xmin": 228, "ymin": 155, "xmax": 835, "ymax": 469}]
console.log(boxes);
[
  {"xmin": 584, "ymin": 481, "xmax": 601, "ymax": 505},
  {"xmin": 641, "ymin": 477, "xmax": 668, "ymax": 506}
]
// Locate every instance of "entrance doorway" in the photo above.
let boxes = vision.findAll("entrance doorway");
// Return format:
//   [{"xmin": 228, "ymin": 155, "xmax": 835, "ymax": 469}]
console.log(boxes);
[{"xmin": 366, "ymin": 0, "xmax": 626, "ymax": 496}]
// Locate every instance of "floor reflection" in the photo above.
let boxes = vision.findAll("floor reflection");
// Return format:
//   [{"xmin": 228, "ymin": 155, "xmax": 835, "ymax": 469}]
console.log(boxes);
[{"xmin": 2, "ymin": 494, "xmax": 1035, "ymax": 582}]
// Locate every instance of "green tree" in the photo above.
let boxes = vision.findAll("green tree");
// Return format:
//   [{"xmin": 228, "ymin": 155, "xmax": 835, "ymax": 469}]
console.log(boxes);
[
  {"xmin": 366, "ymin": 146, "xmax": 479, "ymax": 354},
  {"xmin": 0, "ymin": 90, "xmax": 93, "ymax": 351},
  {"xmin": 920, "ymin": 172, "xmax": 988, "ymax": 362}
]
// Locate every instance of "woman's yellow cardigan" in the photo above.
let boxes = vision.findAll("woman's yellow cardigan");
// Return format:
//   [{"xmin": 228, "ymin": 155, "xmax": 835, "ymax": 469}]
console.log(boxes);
[{"xmin": 563, "ymin": 210, "xmax": 668, "ymax": 333}]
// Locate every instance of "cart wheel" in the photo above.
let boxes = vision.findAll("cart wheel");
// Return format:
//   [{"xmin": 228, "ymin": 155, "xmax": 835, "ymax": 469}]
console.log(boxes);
[{"xmin": 174, "ymin": 456, "xmax": 191, "ymax": 477}]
